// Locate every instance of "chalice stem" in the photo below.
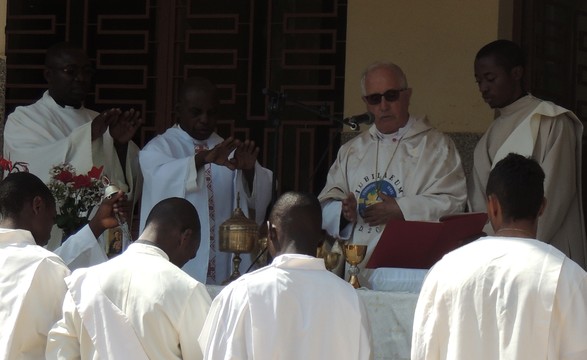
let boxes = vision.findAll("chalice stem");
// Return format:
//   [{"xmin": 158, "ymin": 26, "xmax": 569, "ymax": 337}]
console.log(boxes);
[{"xmin": 349, "ymin": 274, "xmax": 361, "ymax": 289}]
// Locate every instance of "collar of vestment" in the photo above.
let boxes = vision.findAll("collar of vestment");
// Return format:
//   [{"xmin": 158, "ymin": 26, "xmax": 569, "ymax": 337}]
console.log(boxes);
[
  {"xmin": 369, "ymin": 115, "xmax": 416, "ymax": 143},
  {"xmin": 271, "ymin": 253, "xmax": 326, "ymax": 271},
  {"xmin": 0, "ymin": 228, "xmax": 36, "ymax": 246},
  {"xmin": 496, "ymin": 94, "xmax": 536, "ymax": 117},
  {"xmin": 171, "ymin": 123, "xmax": 224, "ymax": 147},
  {"xmin": 43, "ymin": 90, "xmax": 86, "ymax": 110},
  {"xmin": 125, "ymin": 241, "xmax": 170, "ymax": 261}
]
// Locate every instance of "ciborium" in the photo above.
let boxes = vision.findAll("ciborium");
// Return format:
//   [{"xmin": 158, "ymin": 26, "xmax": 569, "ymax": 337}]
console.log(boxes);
[
  {"xmin": 343, "ymin": 244, "xmax": 367, "ymax": 288},
  {"xmin": 219, "ymin": 193, "xmax": 258, "ymax": 284},
  {"xmin": 324, "ymin": 251, "xmax": 342, "ymax": 272},
  {"xmin": 317, "ymin": 233, "xmax": 343, "ymax": 273}
]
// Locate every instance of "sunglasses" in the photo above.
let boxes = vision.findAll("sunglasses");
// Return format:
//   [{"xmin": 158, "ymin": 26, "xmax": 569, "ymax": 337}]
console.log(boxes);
[{"xmin": 363, "ymin": 88, "xmax": 407, "ymax": 105}]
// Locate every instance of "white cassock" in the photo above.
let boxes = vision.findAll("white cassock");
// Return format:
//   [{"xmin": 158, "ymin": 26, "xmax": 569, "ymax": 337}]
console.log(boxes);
[
  {"xmin": 46, "ymin": 242, "xmax": 212, "ymax": 360},
  {"xmin": 198, "ymin": 254, "xmax": 372, "ymax": 360},
  {"xmin": 4, "ymin": 91, "xmax": 142, "ymax": 250},
  {"xmin": 139, "ymin": 125, "xmax": 273, "ymax": 284},
  {"xmin": 0, "ymin": 229, "xmax": 70, "ymax": 360},
  {"xmin": 469, "ymin": 94, "xmax": 586, "ymax": 269},
  {"xmin": 411, "ymin": 236, "xmax": 587, "ymax": 360},
  {"xmin": 319, "ymin": 116, "xmax": 467, "ymax": 267}
]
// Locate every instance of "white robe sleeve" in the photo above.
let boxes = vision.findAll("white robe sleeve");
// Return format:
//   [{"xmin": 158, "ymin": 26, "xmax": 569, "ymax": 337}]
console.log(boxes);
[
  {"xmin": 548, "ymin": 259, "xmax": 587, "ymax": 359},
  {"xmin": 46, "ymin": 291, "xmax": 83, "ymax": 360},
  {"xmin": 535, "ymin": 116, "xmax": 577, "ymax": 243},
  {"xmin": 198, "ymin": 285, "xmax": 251, "ymax": 359},
  {"xmin": 53, "ymin": 225, "xmax": 107, "ymax": 271},
  {"xmin": 139, "ymin": 140, "xmax": 199, "ymax": 231},
  {"xmin": 237, "ymin": 161, "xmax": 273, "ymax": 224},
  {"xmin": 177, "ymin": 284, "xmax": 212, "ymax": 360},
  {"xmin": 4, "ymin": 116, "xmax": 93, "ymax": 183},
  {"xmin": 395, "ymin": 134, "xmax": 467, "ymax": 221}
]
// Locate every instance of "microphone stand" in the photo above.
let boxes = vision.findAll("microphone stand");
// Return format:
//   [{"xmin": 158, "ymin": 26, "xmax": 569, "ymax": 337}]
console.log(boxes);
[
  {"xmin": 263, "ymin": 88, "xmax": 345, "ymax": 200},
  {"xmin": 252, "ymin": 89, "xmax": 343, "ymax": 271},
  {"xmin": 264, "ymin": 89, "xmax": 286, "ymax": 207}
]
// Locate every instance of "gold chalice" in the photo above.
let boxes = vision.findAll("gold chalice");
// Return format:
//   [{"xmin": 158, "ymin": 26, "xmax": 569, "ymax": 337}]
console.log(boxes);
[
  {"xmin": 324, "ymin": 252, "xmax": 341, "ymax": 272},
  {"xmin": 343, "ymin": 244, "xmax": 367, "ymax": 288}
]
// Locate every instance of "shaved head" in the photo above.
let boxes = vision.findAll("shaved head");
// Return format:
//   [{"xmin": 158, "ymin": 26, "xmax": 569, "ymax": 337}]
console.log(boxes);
[
  {"xmin": 269, "ymin": 192, "xmax": 323, "ymax": 256},
  {"xmin": 142, "ymin": 197, "xmax": 201, "ymax": 267}
]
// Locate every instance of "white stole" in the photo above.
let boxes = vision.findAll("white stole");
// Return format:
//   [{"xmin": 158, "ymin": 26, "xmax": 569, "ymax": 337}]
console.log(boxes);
[
  {"xmin": 492, "ymin": 101, "xmax": 576, "ymax": 168},
  {"xmin": 66, "ymin": 270, "xmax": 149, "ymax": 360}
]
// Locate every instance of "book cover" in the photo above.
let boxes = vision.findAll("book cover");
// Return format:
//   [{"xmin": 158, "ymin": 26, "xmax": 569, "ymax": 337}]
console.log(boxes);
[{"xmin": 366, "ymin": 212, "xmax": 488, "ymax": 269}]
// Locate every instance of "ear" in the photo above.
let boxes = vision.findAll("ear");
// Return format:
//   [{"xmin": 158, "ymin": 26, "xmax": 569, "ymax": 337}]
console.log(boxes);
[
  {"xmin": 267, "ymin": 221, "xmax": 280, "ymax": 257},
  {"xmin": 511, "ymin": 65, "xmax": 524, "ymax": 82},
  {"xmin": 31, "ymin": 196, "xmax": 43, "ymax": 215},
  {"xmin": 43, "ymin": 68, "xmax": 52, "ymax": 83},
  {"xmin": 179, "ymin": 228, "xmax": 193, "ymax": 247},
  {"xmin": 404, "ymin": 87, "xmax": 413, "ymax": 99},
  {"xmin": 486, "ymin": 194, "xmax": 502, "ymax": 231},
  {"xmin": 538, "ymin": 197, "xmax": 547, "ymax": 217}
]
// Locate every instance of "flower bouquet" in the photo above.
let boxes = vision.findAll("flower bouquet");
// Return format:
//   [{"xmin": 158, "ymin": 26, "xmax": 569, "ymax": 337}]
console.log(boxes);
[{"xmin": 47, "ymin": 164, "xmax": 104, "ymax": 238}]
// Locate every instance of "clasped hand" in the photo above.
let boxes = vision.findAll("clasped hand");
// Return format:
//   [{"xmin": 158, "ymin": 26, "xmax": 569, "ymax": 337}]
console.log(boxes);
[{"xmin": 342, "ymin": 192, "xmax": 404, "ymax": 226}]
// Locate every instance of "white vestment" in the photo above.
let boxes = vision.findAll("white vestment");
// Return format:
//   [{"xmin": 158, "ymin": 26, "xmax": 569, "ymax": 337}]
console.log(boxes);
[
  {"xmin": 319, "ymin": 116, "xmax": 467, "ymax": 266},
  {"xmin": 0, "ymin": 229, "xmax": 70, "ymax": 360},
  {"xmin": 46, "ymin": 242, "xmax": 212, "ymax": 360},
  {"xmin": 411, "ymin": 236, "xmax": 587, "ymax": 360},
  {"xmin": 4, "ymin": 91, "xmax": 141, "ymax": 250},
  {"xmin": 139, "ymin": 126, "xmax": 273, "ymax": 284},
  {"xmin": 469, "ymin": 95, "xmax": 587, "ymax": 269},
  {"xmin": 198, "ymin": 254, "xmax": 372, "ymax": 360}
]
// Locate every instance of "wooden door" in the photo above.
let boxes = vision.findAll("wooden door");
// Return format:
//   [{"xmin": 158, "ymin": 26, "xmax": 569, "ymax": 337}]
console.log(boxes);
[
  {"xmin": 513, "ymin": 0, "xmax": 587, "ymax": 225},
  {"xmin": 4, "ymin": 0, "xmax": 348, "ymax": 196}
]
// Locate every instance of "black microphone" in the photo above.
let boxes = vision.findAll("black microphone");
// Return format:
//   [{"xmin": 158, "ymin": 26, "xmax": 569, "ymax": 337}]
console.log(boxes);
[{"xmin": 343, "ymin": 112, "xmax": 374, "ymax": 131}]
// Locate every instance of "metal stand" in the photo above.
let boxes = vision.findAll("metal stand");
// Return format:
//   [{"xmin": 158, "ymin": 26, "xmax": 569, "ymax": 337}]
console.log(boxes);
[{"xmin": 262, "ymin": 88, "xmax": 344, "ymax": 199}]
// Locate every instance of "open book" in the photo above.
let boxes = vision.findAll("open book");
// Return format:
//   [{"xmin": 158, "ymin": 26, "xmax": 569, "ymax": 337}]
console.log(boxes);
[{"xmin": 365, "ymin": 212, "xmax": 488, "ymax": 269}]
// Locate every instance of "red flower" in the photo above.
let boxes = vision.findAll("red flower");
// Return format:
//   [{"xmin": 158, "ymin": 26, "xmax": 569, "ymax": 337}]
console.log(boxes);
[
  {"xmin": 72, "ymin": 175, "xmax": 92, "ymax": 189},
  {"xmin": 0, "ymin": 158, "xmax": 12, "ymax": 172},
  {"xmin": 87, "ymin": 166, "xmax": 103, "ymax": 179},
  {"xmin": 55, "ymin": 170, "xmax": 74, "ymax": 183}
]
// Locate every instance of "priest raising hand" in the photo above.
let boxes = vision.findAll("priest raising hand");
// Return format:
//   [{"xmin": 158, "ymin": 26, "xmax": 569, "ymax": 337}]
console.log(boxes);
[
  {"xmin": 91, "ymin": 109, "xmax": 120, "ymax": 141},
  {"xmin": 4, "ymin": 42, "xmax": 142, "ymax": 250},
  {"xmin": 195, "ymin": 136, "xmax": 241, "ymax": 171},
  {"xmin": 139, "ymin": 77, "xmax": 273, "ymax": 285},
  {"xmin": 109, "ymin": 108, "xmax": 143, "ymax": 145},
  {"xmin": 233, "ymin": 139, "xmax": 260, "ymax": 189}
]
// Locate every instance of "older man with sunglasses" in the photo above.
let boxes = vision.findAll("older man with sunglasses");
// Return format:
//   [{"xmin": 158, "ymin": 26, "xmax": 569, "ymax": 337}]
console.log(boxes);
[{"xmin": 319, "ymin": 61, "xmax": 467, "ymax": 273}]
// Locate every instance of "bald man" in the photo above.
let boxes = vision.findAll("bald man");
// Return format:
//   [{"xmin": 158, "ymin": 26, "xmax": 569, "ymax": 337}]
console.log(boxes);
[
  {"xmin": 47, "ymin": 198, "xmax": 211, "ymax": 360},
  {"xmin": 198, "ymin": 192, "xmax": 372, "ymax": 360}
]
